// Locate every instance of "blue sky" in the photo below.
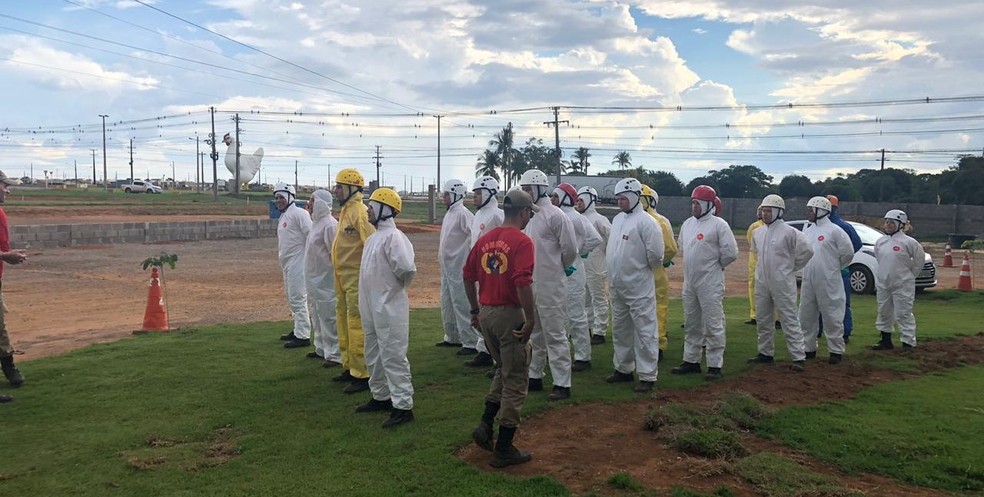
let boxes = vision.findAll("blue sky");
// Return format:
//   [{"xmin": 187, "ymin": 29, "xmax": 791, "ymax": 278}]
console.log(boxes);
[{"xmin": 2, "ymin": 0, "xmax": 983, "ymax": 189}]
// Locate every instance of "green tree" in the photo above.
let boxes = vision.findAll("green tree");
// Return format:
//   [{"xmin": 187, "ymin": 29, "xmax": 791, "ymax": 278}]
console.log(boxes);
[
  {"xmin": 647, "ymin": 170, "xmax": 685, "ymax": 197},
  {"xmin": 706, "ymin": 165, "xmax": 773, "ymax": 198},
  {"xmin": 519, "ymin": 137, "xmax": 556, "ymax": 175},
  {"xmin": 684, "ymin": 175, "xmax": 719, "ymax": 196},
  {"xmin": 612, "ymin": 151, "xmax": 632, "ymax": 172},
  {"xmin": 475, "ymin": 149, "xmax": 500, "ymax": 181},
  {"xmin": 489, "ymin": 123, "xmax": 521, "ymax": 188},
  {"xmin": 570, "ymin": 147, "xmax": 591, "ymax": 175},
  {"xmin": 778, "ymin": 174, "xmax": 815, "ymax": 198},
  {"xmin": 939, "ymin": 156, "xmax": 984, "ymax": 205}
]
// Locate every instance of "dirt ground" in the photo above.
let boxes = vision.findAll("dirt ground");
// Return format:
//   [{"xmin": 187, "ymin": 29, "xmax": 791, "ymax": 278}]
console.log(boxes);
[{"xmin": 3, "ymin": 212, "xmax": 968, "ymax": 361}]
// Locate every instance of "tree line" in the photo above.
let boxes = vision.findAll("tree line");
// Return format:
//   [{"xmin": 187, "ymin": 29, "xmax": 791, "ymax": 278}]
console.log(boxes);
[{"xmin": 475, "ymin": 123, "xmax": 984, "ymax": 205}]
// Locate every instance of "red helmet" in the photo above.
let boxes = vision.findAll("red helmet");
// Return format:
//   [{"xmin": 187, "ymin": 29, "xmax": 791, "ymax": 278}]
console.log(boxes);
[
  {"xmin": 713, "ymin": 196, "xmax": 723, "ymax": 216},
  {"xmin": 691, "ymin": 185, "xmax": 717, "ymax": 202},
  {"xmin": 557, "ymin": 182, "xmax": 578, "ymax": 205}
]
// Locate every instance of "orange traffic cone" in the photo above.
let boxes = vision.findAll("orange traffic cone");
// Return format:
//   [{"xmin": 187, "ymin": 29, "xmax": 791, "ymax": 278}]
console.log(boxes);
[
  {"xmin": 943, "ymin": 243, "xmax": 953, "ymax": 267},
  {"xmin": 957, "ymin": 253, "xmax": 973, "ymax": 292},
  {"xmin": 141, "ymin": 267, "xmax": 170, "ymax": 332}
]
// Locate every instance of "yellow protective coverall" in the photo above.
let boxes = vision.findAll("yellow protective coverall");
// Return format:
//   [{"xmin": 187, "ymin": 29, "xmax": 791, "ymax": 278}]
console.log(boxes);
[
  {"xmin": 746, "ymin": 219, "xmax": 765, "ymax": 320},
  {"xmin": 332, "ymin": 191, "xmax": 376, "ymax": 379},
  {"xmin": 647, "ymin": 207, "xmax": 678, "ymax": 351}
]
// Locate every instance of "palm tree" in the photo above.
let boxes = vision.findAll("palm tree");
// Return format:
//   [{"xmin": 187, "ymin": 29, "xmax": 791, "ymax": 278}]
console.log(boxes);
[
  {"xmin": 612, "ymin": 151, "xmax": 632, "ymax": 172},
  {"xmin": 489, "ymin": 123, "xmax": 518, "ymax": 188},
  {"xmin": 475, "ymin": 150, "xmax": 500, "ymax": 180},
  {"xmin": 572, "ymin": 147, "xmax": 591, "ymax": 175}
]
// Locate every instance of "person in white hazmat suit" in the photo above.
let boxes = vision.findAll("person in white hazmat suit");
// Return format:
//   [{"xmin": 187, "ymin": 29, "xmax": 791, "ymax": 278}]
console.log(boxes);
[
  {"xmin": 799, "ymin": 196, "xmax": 854, "ymax": 364},
  {"xmin": 304, "ymin": 189, "xmax": 341, "ymax": 366},
  {"xmin": 672, "ymin": 185, "xmax": 739, "ymax": 379},
  {"xmin": 604, "ymin": 178, "xmax": 664, "ymax": 393},
  {"xmin": 576, "ymin": 186, "xmax": 612, "ymax": 346},
  {"xmin": 748, "ymin": 194, "xmax": 814, "ymax": 372},
  {"xmin": 871, "ymin": 209, "xmax": 926, "ymax": 351},
  {"xmin": 355, "ymin": 187, "xmax": 418, "ymax": 429},
  {"xmin": 520, "ymin": 169, "xmax": 578, "ymax": 401},
  {"xmin": 274, "ymin": 183, "xmax": 314, "ymax": 349},
  {"xmin": 466, "ymin": 176, "xmax": 504, "ymax": 369},
  {"xmin": 551, "ymin": 183, "xmax": 602, "ymax": 372},
  {"xmin": 437, "ymin": 179, "xmax": 477, "ymax": 355}
]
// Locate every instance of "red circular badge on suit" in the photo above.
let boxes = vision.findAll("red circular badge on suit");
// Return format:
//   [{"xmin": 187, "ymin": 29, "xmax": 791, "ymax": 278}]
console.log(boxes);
[
  {"xmin": 697, "ymin": 233, "xmax": 704, "ymax": 240},
  {"xmin": 479, "ymin": 223, "xmax": 485, "ymax": 230},
  {"xmin": 818, "ymin": 235, "xmax": 825, "ymax": 241},
  {"xmin": 282, "ymin": 222, "xmax": 287, "ymax": 228},
  {"xmin": 893, "ymin": 246, "xmax": 901, "ymax": 252}
]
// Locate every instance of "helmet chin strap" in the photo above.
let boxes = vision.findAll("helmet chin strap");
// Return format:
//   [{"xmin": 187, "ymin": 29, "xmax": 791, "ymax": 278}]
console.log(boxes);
[
  {"xmin": 533, "ymin": 185, "xmax": 549, "ymax": 200},
  {"xmin": 339, "ymin": 185, "xmax": 361, "ymax": 205},
  {"xmin": 885, "ymin": 219, "xmax": 901, "ymax": 235},
  {"xmin": 581, "ymin": 195, "xmax": 595, "ymax": 210},
  {"xmin": 695, "ymin": 200, "xmax": 712, "ymax": 219},
  {"xmin": 370, "ymin": 201, "xmax": 396, "ymax": 226},
  {"xmin": 815, "ymin": 208, "xmax": 829, "ymax": 220},
  {"xmin": 476, "ymin": 189, "xmax": 494, "ymax": 209},
  {"xmin": 764, "ymin": 207, "xmax": 783, "ymax": 224},
  {"xmin": 445, "ymin": 192, "xmax": 462, "ymax": 210}
]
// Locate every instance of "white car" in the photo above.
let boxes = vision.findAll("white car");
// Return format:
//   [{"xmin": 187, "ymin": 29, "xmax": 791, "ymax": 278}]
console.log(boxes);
[
  {"xmin": 123, "ymin": 180, "xmax": 162, "ymax": 194},
  {"xmin": 786, "ymin": 220, "xmax": 937, "ymax": 294}
]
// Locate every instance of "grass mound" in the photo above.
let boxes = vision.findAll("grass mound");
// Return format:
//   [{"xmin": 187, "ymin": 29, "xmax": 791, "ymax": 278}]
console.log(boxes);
[{"xmin": 734, "ymin": 453, "xmax": 864, "ymax": 497}]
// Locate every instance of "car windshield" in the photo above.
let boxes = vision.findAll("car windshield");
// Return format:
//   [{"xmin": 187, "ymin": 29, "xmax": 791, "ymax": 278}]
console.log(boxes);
[{"xmin": 848, "ymin": 222, "xmax": 883, "ymax": 246}]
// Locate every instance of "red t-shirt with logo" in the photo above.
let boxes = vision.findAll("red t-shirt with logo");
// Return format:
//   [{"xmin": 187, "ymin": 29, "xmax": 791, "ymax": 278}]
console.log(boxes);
[
  {"xmin": 463, "ymin": 226, "xmax": 534, "ymax": 306},
  {"xmin": 0, "ymin": 209, "xmax": 8, "ymax": 279}
]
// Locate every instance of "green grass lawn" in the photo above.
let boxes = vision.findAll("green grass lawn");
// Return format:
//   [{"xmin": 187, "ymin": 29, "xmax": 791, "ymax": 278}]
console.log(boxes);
[{"xmin": 1, "ymin": 294, "xmax": 982, "ymax": 496}]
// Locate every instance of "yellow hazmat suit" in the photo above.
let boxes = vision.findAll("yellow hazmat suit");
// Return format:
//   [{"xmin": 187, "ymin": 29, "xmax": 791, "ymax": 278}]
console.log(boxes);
[
  {"xmin": 642, "ymin": 187, "xmax": 678, "ymax": 351},
  {"xmin": 332, "ymin": 176, "xmax": 376, "ymax": 380},
  {"xmin": 746, "ymin": 219, "xmax": 765, "ymax": 320}
]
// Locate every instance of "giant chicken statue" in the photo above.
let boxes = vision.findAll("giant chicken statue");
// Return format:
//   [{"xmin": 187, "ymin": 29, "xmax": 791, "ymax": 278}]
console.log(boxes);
[{"xmin": 223, "ymin": 133, "xmax": 264, "ymax": 188}]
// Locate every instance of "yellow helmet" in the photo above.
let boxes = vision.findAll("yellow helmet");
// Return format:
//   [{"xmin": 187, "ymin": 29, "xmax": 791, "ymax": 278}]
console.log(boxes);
[
  {"xmin": 369, "ymin": 188, "xmax": 402, "ymax": 214},
  {"xmin": 335, "ymin": 168, "xmax": 365, "ymax": 187},
  {"xmin": 640, "ymin": 184, "xmax": 657, "ymax": 207}
]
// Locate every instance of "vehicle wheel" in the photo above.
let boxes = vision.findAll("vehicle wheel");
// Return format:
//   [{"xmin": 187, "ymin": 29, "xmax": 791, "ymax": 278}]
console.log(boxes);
[
  {"xmin": 124, "ymin": 187, "xmax": 132, "ymax": 193},
  {"xmin": 849, "ymin": 264, "xmax": 874, "ymax": 295}
]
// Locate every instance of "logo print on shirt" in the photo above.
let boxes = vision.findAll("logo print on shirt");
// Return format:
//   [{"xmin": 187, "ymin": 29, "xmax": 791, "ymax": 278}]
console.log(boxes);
[
  {"xmin": 818, "ymin": 235, "xmax": 825, "ymax": 241},
  {"xmin": 622, "ymin": 234, "xmax": 629, "ymax": 240},
  {"xmin": 481, "ymin": 251, "xmax": 508, "ymax": 274},
  {"xmin": 697, "ymin": 233, "xmax": 704, "ymax": 241},
  {"xmin": 893, "ymin": 246, "xmax": 901, "ymax": 252}
]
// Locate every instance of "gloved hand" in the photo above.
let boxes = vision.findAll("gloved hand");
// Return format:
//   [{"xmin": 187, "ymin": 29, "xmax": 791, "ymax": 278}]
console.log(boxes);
[
  {"xmin": 580, "ymin": 252, "xmax": 589, "ymax": 259},
  {"xmin": 565, "ymin": 266, "xmax": 576, "ymax": 277},
  {"xmin": 663, "ymin": 260, "xmax": 674, "ymax": 268},
  {"xmin": 841, "ymin": 267, "xmax": 850, "ymax": 277}
]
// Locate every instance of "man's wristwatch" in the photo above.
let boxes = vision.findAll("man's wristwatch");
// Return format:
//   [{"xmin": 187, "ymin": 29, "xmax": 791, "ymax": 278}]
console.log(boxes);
[{"xmin": 470, "ymin": 308, "xmax": 480, "ymax": 315}]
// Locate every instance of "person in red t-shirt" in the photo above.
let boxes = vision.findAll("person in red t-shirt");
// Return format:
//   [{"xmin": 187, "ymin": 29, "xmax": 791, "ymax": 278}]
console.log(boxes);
[
  {"xmin": 0, "ymin": 170, "xmax": 27, "ymax": 404},
  {"xmin": 463, "ymin": 188, "xmax": 537, "ymax": 468}
]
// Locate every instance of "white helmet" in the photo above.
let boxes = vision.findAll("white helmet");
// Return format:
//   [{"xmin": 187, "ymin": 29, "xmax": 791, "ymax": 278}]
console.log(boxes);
[
  {"xmin": 759, "ymin": 194, "xmax": 785, "ymax": 210},
  {"xmin": 807, "ymin": 196, "xmax": 832, "ymax": 212},
  {"xmin": 614, "ymin": 178, "xmax": 642, "ymax": 196},
  {"xmin": 576, "ymin": 186, "xmax": 597, "ymax": 198},
  {"xmin": 443, "ymin": 179, "xmax": 467, "ymax": 205},
  {"xmin": 472, "ymin": 176, "xmax": 499, "ymax": 194},
  {"xmin": 885, "ymin": 209, "xmax": 908, "ymax": 225},
  {"xmin": 519, "ymin": 169, "xmax": 549, "ymax": 187},
  {"xmin": 274, "ymin": 182, "xmax": 296, "ymax": 197}
]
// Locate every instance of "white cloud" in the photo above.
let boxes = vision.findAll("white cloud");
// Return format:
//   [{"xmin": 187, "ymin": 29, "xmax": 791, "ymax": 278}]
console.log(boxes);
[{"xmin": 0, "ymin": 36, "xmax": 159, "ymax": 91}]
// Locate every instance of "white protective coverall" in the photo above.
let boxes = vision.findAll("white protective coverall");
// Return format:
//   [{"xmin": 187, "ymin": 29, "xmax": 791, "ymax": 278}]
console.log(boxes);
[
  {"xmin": 800, "ymin": 216, "xmax": 854, "ymax": 355},
  {"xmin": 581, "ymin": 201, "xmax": 612, "ymax": 339},
  {"xmin": 305, "ymin": 190, "xmax": 340, "ymax": 361},
  {"xmin": 525, "ymin": 195, "xmax": 578, "ymax": 388},
  {"xmin": 470, "ymin": 190, "xmax": 503, "ymax": 355},
  {"xmin": 752, "ymin": 213, "xmax": 813, "ymax": 360},
  {"xmin": 439, "ymin": 199, "xmax": 476, "ymax": 347},
  {"xmin": 678, "ymin": 205, "xmax": 739, "ymax": 368},
  {"xmin": 606, "ymin": 199, "xmax": 664, "ymax": 381},
  {"xmin": 874, "ymin": 229, "xmax": 925, "ymax": 347},
  {"xmin": 278, "ymin": 200, "xmax": 313, "ymax": 339},
  {"xmin": 359, "ymin": 216, "xmax": 417, "ymax": 410},
  {"xmin": 559, "ymin": 198, "xmax": 602, "ymax": 363}
]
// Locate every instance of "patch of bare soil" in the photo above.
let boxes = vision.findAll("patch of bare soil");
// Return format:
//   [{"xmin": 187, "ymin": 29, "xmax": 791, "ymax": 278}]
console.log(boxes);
[{"xmin": 458, "ymin": 334, "xmax": 984, "ymax": 497}]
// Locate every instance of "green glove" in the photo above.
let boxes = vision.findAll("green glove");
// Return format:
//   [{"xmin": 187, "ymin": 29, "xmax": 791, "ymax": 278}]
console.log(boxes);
[
  {"xmin": 841, "ymin": 267, "xmax": 850, "ymax": 277},
  {"xmin": 580, "ymin": 252, "xmax": 589, "ymax": 259},
  {"xmin": 565, "ymin": 266, "xmax": 576, "ymax": 277},
  {"xmin": 663, "ymin": 260, "xmax": 674, "ymax": 268}
]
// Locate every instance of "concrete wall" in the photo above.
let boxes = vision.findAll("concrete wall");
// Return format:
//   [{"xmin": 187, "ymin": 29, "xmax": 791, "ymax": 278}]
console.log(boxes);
[
  {"xmin": 655, "ymin": 197, "xmax": 984, "ymax": 237},
  {"xmin": 10, "ymin": 219, "xmax": 278, "ymax": 249}
]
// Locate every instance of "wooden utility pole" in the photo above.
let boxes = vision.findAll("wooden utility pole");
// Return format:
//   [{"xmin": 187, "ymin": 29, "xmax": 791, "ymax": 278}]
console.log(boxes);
[
  {"xmin": 544, "ymin": 107, "xmax": 569, "ymax": 185},
  {"xmin": 373, "ymin": 145, "xmax": 383, "ymax": 187}
]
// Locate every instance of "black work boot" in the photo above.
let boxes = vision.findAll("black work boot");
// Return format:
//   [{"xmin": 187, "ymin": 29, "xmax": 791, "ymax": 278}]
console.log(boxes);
[
  {"xmin": 382, "ymin": 408, "xmax": 415, "ymax": 428},
  {"xmin": 633, "ymin": 380, "xmax": 655, "ymax": 393},
  {"xmin": 547, "ymin": 386, "xmax": 570, "ymax": 401},
  {"xmin": 355, "ymin": 398, "xmax": 393, "ymax": 413},
  {"xmin": 670, "ymin": 361, "xmax": 702, "ymax": 375},
  {"xmin": 472, "ymin": 401, "xmax": 499, "ymax": 451},
  {"xmin": 464, "ymin": 352, "xmax": 493, "ymax": 367},
  {"xmin": 790, "ymin": 360, "xmax": 805, "ymax": 372},
  {"xmin": 456, "ymin": 347, "xmax": 479, "ymax": 356},
  {"xmin": 605, "ymin": 370, "xmax": 634, "ymax": 383},
  {"xmin": 572, "ymin": 360, "xmax": 592, "ymax": 372},
  {"xmin": 872, "ymin": 332, "xmax": 894, "ymax": 350},
  {"xmin": 828, "ymin": 353, "xmax": 843, "ymax": 365},
  {"xmin": 343, "ymin": 378, "xmax": 370, "ymax": 394},
  {"xmin": 805, "ymin": 351, "xmax": 817, "ymax": 359},
  {"xmin": 528, "ymin": 378, "xmax": 543, "ymax": 391},
  {"xmin": 747, "ymin": 353, "xmax": 775, "ymax": 364},
  {"xmin": 590, "ymin": 334, "xmax": 605, "ymax": 345},
  {"xmin": 704, "ymin": 367, "xmax": 723, "ymax": 380},
  {"xmin": 332, "ymin": 370, "xmax": 355, "ymax": 383},
  {"xmin": 283, "ymin": 338, "xmax": 311, "ymax": 349},
  {"xmin": 490, "ymin": 426, "xmax": 532, "ymax": 468},
  {"xmin": 1, "ymin": 355, "xmax": 24, "ymax": 387},
  {"xmin": 435, "ymin": 340, "xmax": 462, "ymax": 348},
  {"xmin": 279, "ymin": 332, "xmax": 296, "ymax": 341}
]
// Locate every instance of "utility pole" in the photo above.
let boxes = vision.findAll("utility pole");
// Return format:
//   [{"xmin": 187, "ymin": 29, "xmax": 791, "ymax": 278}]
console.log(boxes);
[
  {"xmin": 189, "ymin": 135, "xmax": 200, "ymax": 192},
  {"xmin": 74, "ymin": 160, "xmax": 78, "ymax": 186},
  {"xmin": 233, "ymin": 113, "xmax": 242, "ymax": 196},
  {"xmin": 207, "ymin": 106, "xmax": 219, "ymax": 199},
  {"xmin": 294, "ymin": 159, "xmax": 299, "ymax": 193},
  {"xmin": 879, "ymin": 148, "xmax": 887, "ymax": 201},
  {"xmin": 373, "ymin": 145, "xmax": 383, "ymax": 188},
  {"xmin": 434, "ymin": 114, "xmax": 442, "ymax": 189},
  {"xmin": 99, "ymin": 114, "xmax": 109, "ymax": 190},
  {"xmin": 128, "ymin": 138, "xmax": 134, "ymax": 183},
  {"xmin": 327, "ymin": 163, "xmax": 331, "ymax": 187},
  {"xmin": 544, "ymin": 107, "xmax": 569, "ymax": 185},
  {"xmin": 91, "ymin": 149, "xmax": 96, "ymax": 184}
]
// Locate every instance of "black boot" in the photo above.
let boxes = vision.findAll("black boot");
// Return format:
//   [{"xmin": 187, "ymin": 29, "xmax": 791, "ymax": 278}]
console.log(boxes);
[
  {"xmin": 332, "ymin": 370, "xmax": 355, "ymax": 383},
  {"xmin": 528, "ymin": 378, "xmax": 543, "ymax": 391},
  {"xmin": 670, "ymin": 361, "xmax": 702, "ymax": 375},
  {"xmin": 572, "ymin": 360, "xmax": 592, "ymax": 372},
  {"xmin": 547, "ymin": 386, "xmax": 570, "ymax": 401},
  {"xmin": 464, "ymin": 352, "xmax": 493, "ymax": 367},
  {"xmin": 828, "ymin": 353, "xmax": 843, "ymax": 365},
  {"xmin": 472, "ymin": 401, "xmax": 499, "ymax": 452},
  {"xmin": 590, "ymin": 334, "xmax": 605, "ymax": 345},
  {"xmin": 872, "ymin": 332, "xmax": 894, "ymax": 350},
  {"xmin": 355, "ymin": 398, "xmax": 393, "ymax": 413},
  {"xmin": 0, "ymin": 394, "xmax": 11, "ymax": 403},
  {"xmin": 704, "ymin": 367, "xmax": 723, "ymax": 380},
  {"xmin": 1, "ymin": 355, "xmax": 24, "ymax": 387},
  {"xmin": 382, "ymin": 408, "xmax": 414, "ymax": 428},
  {"xmin": 805, "ymin": 351, "xmax": 817, "ymax": 359},
  {"xmin": 605, "ymin": 370, "xmax": 634, "ymax": 383},
  {"xmin": 343, "ymin": 378, "xmax": 370, "ymax": 394},
  {"xmin": 490, "ymin": 426, "xmax": 532, "ymax": 468},
  {"xmin": 747, "ymin": 353, "xmax": 774, "ymax": 364}
]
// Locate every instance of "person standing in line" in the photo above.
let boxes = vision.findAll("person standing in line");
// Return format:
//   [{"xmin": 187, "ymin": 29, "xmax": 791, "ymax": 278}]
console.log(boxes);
[
  {"xmin": 304, "ymin": 189, "xmax": 341, "ymax": 367},
  {"xmin": 604, "ymin": 178, "xmax": 664, "ymax": 392},
  {"xmin": 437, "ymin": 179, "xmax": 476, "ymax": 355},
  {"xmin": 331, "ymin": 169, "xmax": 376, "ymax": 394},
  {"xmin": 748, "ymin": 194, "xmax": 813, "ymax": 372},
  {"xmin": 576, "ymin": 186, "xmax": 612, "ymax": 346},
  {"xmin": 519, "ymin": 169, "xmax": 577, "ymax": 402},
  {"xmin": 0, "ymin": 171, "xmax": 27, "ymax": 403},
  {"xmin": 799, "ymin": 196, "xmax": 854, "ymax": 364},
  {"xmin": 672, "ymin": 185, "xmax": 738, "ymax": 380},
  {"xmin": 641, "ymin": 185, "xmax": 679, "ymax": 363},
  {"xmin": 825, "ymin": 195, "xmax": 862, "ymax": 343},
  {"xmin": 355, "ymin": 188, "xmax": 417, "ymax": 428},
  {"xmin": 872, "ymin": 210, "xmax": 925, "ymax": 351},
  {"xmin": 274, "ymin": 183, "xmax": 314, "ymax": 350},
  {"xmin": 464, "ymin": 189, "xmax": 538, "ymax": 468},
  {"xmin": 465, "ymin": 176, "xmax": 504, "ymax": 370},
  {"xmin": 551, "ymin": 183, "xmax": 602, "ymax": 372},
  {"xmin": 745, "ymin": 208, "xmax": 765, "ymax": 325}
]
